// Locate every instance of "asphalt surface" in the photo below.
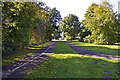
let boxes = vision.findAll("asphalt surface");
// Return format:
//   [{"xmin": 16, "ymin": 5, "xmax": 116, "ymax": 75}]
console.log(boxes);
[
  {"xmin": 2, "ymin": 41, "xmax": 119, "ymax": 79},
  {"xmin": 64, "ymin": 41, "xmax": 120, "ymax": 60}
]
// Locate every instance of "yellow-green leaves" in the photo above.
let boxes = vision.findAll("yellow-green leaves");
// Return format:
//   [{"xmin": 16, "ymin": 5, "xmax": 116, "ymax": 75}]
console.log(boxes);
[
  {"xmin": 59, "ymin": 14, "xmax": 81, "ymax": 41},
  {"xmin": 10, "ymin": 8, "xmax": 16, "ymax": 12},
  {"xmin": 83, "ymin": 1, "xmax": 117, "ymax": 45}
]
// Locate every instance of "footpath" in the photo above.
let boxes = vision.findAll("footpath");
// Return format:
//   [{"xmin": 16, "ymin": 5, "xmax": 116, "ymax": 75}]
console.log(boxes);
[
  {"xmin": 2, "ymin": 41, "xmax": 57, "ymax": 78},
  {"xmin": 64, "ymin": 41, "xmax": 120, "ymax": 61}
]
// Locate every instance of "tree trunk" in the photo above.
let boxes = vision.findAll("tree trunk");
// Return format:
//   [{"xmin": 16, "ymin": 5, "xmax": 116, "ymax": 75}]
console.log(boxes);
[{"xmin": 71, "ymin": 36, "xmax": 72, "ymax": 42}]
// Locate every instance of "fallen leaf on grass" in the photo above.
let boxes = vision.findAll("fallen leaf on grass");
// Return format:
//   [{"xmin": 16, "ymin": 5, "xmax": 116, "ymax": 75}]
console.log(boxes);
[
  {"xmin": 51, "ymin": 72, "xmax": 53, "ymax": 74},
  {"xmin": 82, "ymin": 56, "xmax": 84, "ymax": 58},
  {"xmin": 41, "ymin": 67, "xmax": 44, "ymax": 69}
]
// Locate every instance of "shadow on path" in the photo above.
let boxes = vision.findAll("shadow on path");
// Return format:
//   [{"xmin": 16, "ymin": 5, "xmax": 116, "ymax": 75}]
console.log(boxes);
[
  {"xmin": 64, "ymin": 41, "xmax": 120, "ymax": 60},
  {"xmin": 2, "ymin": 41, "xmax": 57, "ymax": 78}
]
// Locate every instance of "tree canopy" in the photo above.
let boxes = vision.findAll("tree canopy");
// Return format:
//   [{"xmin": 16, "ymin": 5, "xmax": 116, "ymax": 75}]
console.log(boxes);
[
  {"xmin": 2, "ymin": 1, "xmax": 120, "ymax": 57},
  {"xmin": 44, "ymin": 7, "xmax": 62, "ymax": 41},
  {"xmin": 83, "ymin": 1, "xmax": 118, "ymax": 44},
  {"xmin": 2, "ymin": 2, "xmax": 61, "ymax": 56},
  {"xmin": 59, "ymin": 14, "xmax": 81, "ymax": 41}
]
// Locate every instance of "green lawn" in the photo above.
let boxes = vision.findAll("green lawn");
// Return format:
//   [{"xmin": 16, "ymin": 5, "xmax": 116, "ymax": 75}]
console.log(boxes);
[
  {"xmin": 2, "ymin": 42, "xmax": 51, "ymax": 66},
  {"xmin": 26, "ymin": 41, "xmax": 119, "ymax": 78},
  {"xmin": 69, "ymin": 40, "xmax": 120, "ymax": 56}
]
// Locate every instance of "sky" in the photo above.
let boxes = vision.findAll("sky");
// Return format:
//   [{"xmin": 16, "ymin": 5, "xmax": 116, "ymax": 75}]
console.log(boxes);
[{"xmin": 42, "ymin": 0, "xmax": 119, "ymax": 21}]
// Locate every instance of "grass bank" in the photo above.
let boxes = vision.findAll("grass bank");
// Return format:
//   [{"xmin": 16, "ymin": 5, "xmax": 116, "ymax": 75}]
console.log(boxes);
[
  {"xmin": 68, "ymin": 40, "xmax": 119, "ymax": 56},
  {"xmin": 2, "ymin": 42, "xmax": 51, "ymax": 66},
  {"xmin": 26, "ymin": 41, "xmax": 119, "ymax": 78}
]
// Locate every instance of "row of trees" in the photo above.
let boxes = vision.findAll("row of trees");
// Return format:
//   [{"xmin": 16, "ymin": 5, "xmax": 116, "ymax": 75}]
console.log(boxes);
[
  {"xmin": 2, "ymin": 1, "xmax": 120, "ymax": 56},
  {"xmin": 60, "ymin": 1, "xmax": 120, "ymax": 45},
  {"xmin": 2, "ymin": 2, "xmax": 61, "ymax": 56}
]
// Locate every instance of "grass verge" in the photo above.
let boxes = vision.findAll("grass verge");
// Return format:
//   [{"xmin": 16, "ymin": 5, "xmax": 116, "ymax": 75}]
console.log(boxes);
[
  {"xmin": 68, "ymin": 40, "xmax": 119, "ymax": 56},
  {"xmin": 2, "ymin": 41, "xmax": 51, "ymax": 66},
  {"xmin": 25, "ymin": 41, "xmax": 119, "ymax": 78}
]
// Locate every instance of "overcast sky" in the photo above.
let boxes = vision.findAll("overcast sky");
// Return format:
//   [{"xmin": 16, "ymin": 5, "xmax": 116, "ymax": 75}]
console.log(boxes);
[{"xmin": 42, "ymin": 0, "xmax": 119, "ymax": 21}]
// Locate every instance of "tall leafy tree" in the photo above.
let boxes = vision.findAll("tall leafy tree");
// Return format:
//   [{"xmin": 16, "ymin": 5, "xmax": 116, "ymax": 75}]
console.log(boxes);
[
  {"xmin": 79, "ymin": 22, "xmax": 91, "ymax": 42},
  {"xmin": 2, "ymin": 2, "xmax": 35, "ymax": 55},
  {"xmin": 2, "ymin": 2, "xmax": 47, "ymax": 56},
  {"xmin": 59, "ymin": 14, "xmax": 81, "ymax": 41},
  {"xmin": 45, "ymin": 7, "xmax": 62, "ymax": 41},
  {"xmin": 83, "ymin": 1, "xmax": 117, "ymax": 44},
  {"xmin": 49, "ymin": 8, "xmax": 62, "ymax": 30},
  {"xmin": 116, "ymin": 14, "xmax": 120, "ymax": 42}
]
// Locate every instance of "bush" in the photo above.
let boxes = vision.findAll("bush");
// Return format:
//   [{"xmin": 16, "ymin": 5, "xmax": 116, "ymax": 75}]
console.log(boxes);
[{"xmin": 3, "ymin": 41, "xmax": 20, "ymax": 56}]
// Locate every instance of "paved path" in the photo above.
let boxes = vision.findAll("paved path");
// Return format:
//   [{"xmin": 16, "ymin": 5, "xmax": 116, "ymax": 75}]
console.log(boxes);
[
  {"xmin": 64, "ymin": 41, "xmax": 120, "ymax": 60},
  {"xmin": 2, "ymin": 41, "xmax": 57, "ymax": 78}
]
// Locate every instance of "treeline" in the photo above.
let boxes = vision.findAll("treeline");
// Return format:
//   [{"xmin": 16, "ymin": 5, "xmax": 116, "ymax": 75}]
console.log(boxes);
[
  {"xmin": 60, "ymin": 1, "xmax": 120, "ymax": 45},
  {"xmin": 2, "ymin": 1, "xmax": 120, "ymax": 56},
  {"xmin": 2, "ymin": 2, "xmax": 61, "ymax": 56}
]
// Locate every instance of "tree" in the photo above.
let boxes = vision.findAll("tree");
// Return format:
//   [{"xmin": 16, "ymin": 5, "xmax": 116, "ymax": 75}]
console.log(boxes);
[
  {"xmin": 83, "ymin": 1, "xmax": 117, "ymax": 44},
  {"xmin": 2, "ymin": 2, "xmax": 35, "ymax": 55},
  {"xmin": 59, "ymin": 14, "xmax": 81, "ymax": 41},
  {"xmin": 45, "ymin": 7, "xmax": 62, "ymax": 41},
  {"xmin": 116, "ymin": 14, "xmax": 120, "ymax": 42},
  {"xmin": 79, "ymin": 23, "xmax": 91, "ymax": 42},
  {"xmin": 2, "ymin": 2, "xmax": 48, "ymax": 56}
]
